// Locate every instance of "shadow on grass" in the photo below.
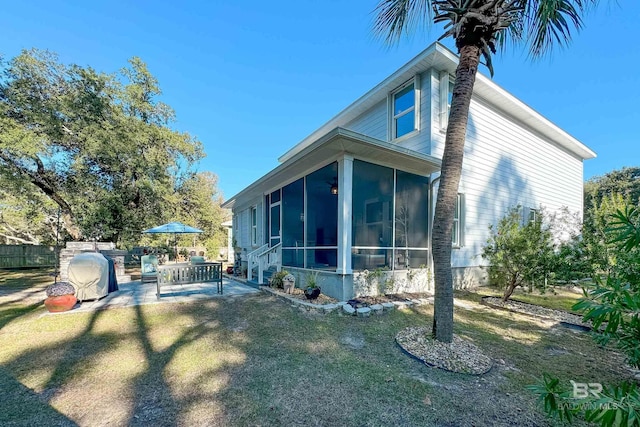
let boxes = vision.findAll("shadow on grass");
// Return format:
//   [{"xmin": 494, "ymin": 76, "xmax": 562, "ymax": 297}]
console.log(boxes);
[
  {"xmin": 0, "ymin": 307, "xmax": 118, "ymax": 425},
  {"xmin": 1, "ymin": 287, "xmax": 634, "ymax": 426},
  {"xmin": 126, "ymin": 302, "xmax": 216, "ymax": 425},
  {"xmin": 0, "ymin": 366, "xmax": 77, "ymax": 426},
  {"xmin": 0, "ymin": 301, "xmax": 43, "ymax": 331}
]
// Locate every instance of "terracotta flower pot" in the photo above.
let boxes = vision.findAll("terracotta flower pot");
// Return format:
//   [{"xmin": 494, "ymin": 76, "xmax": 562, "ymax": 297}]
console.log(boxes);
[{"xmin": 44, "ymin": 294, "xmax": 77, "ymax": 313}]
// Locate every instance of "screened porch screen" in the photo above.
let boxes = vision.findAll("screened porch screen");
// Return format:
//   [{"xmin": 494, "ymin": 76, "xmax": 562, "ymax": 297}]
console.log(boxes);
[
  {"xmin": 352, "ymin": 160, "xmax": 429, "ymax": 270},
  {"xmin": 281, "ymin": 162, "xmax": 338, "ymax": 270}
]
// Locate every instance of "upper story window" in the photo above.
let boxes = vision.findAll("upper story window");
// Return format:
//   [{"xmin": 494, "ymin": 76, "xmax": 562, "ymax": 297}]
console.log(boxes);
[
  {"xmin": 390, "ymin": 76, "xmax": 420, "ymax": 140},
  {"xmin": 439, "ymin": 71, "xmax": 455, "ymax": 130}
]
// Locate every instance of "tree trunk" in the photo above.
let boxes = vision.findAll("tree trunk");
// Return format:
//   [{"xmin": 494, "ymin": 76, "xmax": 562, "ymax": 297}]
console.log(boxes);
[
  {"xmin": 432, "ymin": 45, "xmax": 481, "ymax": 343},
  {"xmin": 0, "ymin": 151, "xmax": 81, "ymax": 240},
  {"xmin": 503, "ymin": 279, "xmax": 518, "ymax": 302}
]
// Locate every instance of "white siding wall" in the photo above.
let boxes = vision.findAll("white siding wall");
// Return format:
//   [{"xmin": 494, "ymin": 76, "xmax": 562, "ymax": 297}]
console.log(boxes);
[
  {"xmin": 234, "ymin": 197, "xmax": 265, "ymax": 253},
  {"xmin": 430, "ymin": 73, "xmax": 584, "ymax": 268},
  {"xmin": 343, "ymin": 99, "xmax": 387, "ymax": 141},
  {"xmin": 343, "ymin": 72, "xmax": 432, "ymax": 155}
]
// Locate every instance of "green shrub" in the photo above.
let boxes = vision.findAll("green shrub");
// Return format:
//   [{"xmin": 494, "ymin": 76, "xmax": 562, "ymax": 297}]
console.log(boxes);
[
  {"xmin": 530, "ymin": 206, "xmax": 640, "ymax": 426},
  {"xmin": 269, "ymin": 270, "xmax": 290, "ymax": 289},
  {"xmin": 482, "ymin": 206, "xmax": 555, "ymax": 301}
]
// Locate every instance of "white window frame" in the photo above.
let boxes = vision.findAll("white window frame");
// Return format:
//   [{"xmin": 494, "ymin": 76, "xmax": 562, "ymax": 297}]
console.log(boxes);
[
  {"xmin": 389, "ymin": 75, "xmax": 420, "ymax": 141},
  {"xmin": 251, "ymin": 206, "xmax": 258, "ymax": 246},
  {"xmin": 527, "ymin": 207, "xmax": 538, "ymax": 224},
  {"xmin": 439, "ymin": 71, "xmax": 455, "ymax": 130},
  {"xmin": 452, "ymin": 193, "xmax": 464, "ymax": 248}
]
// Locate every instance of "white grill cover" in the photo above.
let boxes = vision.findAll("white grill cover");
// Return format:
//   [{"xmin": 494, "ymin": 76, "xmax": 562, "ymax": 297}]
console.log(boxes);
[{"xmin": 68, "ymin": 253, "xmax": 109, "ymax": 301}]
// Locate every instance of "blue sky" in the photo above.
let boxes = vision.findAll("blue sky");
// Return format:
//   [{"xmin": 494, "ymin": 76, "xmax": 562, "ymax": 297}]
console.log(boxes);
[{"xmin": 2, "ymin": 1, "xmax": 638, "ymax": 199}]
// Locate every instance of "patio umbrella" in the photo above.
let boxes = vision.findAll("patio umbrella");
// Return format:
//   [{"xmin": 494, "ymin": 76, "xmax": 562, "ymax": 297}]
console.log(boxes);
[{"xmin": 142, "ymin": 221, "xmax": 204, "ymax": 263}]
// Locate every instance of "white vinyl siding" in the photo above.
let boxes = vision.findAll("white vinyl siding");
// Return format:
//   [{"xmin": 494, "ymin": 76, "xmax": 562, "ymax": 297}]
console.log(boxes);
[
  {"xmin": 344, "ymin": 100, "xmax": 388, "ymax": 141},
  {"xmin": 430, "ymin": 73, "xmax": 584, "ymax": 269}
]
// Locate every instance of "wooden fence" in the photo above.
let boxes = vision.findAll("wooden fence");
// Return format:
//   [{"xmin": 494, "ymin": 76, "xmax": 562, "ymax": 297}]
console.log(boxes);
[{"xmin": 0, "ymin": 245, "xmax": 58, "ymax": 269}]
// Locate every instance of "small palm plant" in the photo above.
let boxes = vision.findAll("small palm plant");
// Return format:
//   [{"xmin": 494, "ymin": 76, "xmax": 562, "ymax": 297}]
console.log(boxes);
[{"xmin": 304, "ymin": 272, "xmax": 321, "ymax": 300}]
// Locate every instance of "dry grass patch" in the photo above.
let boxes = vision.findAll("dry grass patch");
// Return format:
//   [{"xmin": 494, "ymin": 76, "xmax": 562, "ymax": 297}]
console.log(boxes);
[{"xmin": 0, "ymin": 271, "xmax": 636, "ymax": 426}]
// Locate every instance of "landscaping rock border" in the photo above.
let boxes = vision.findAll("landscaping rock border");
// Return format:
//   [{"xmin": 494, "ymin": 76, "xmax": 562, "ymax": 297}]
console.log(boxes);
[
  {"xmin": 261, "ymin": 286, "xmax": 342, "ymax": 314},
  {"xmin": 260, "ymin": 286, "xmax": 432, "ymax": 317}
]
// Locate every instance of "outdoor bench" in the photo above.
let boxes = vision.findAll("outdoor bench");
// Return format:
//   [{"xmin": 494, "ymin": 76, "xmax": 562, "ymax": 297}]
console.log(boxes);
[{"xmin": 156, "ymin": 262, "xmax": 223, "ymax": 298}]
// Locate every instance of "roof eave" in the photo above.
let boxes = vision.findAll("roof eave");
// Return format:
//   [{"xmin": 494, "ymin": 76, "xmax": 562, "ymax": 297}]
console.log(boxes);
[{"xmin": 222, "ymin": 127, "xmax": 441, "ymax": 210}]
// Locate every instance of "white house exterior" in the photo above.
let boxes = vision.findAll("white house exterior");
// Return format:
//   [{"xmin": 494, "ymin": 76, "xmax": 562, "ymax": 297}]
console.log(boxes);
[{"xmin": 222, "ymin": 42, "xmax": 596, "ymax": 300}]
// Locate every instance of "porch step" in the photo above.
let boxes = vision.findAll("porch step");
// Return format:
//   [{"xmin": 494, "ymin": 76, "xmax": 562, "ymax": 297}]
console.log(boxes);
[
  {"xmin": 244, "ymin": 280, "xmax": 261, "ymax": 289},
  {"xmin": 249, "ymin": 265, "xmax": 277, "ymax": 286}
]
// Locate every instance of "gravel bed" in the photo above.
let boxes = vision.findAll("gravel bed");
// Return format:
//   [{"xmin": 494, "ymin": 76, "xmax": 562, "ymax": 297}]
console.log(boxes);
[
  {"xmin": 357, "ymin": 292, "xmax": 432, "ymax": 306},
  {"xmin": 396, "ymin": 327, "xmax": 493, "ymax": 375},
  {"xmin": 261, "ymin": 286, "xmax": 339, "ymax": 307},
  {"xmin": 482, "ymin": 296, "xmax": 590, "ymax": 328},
  {"xmin": 282, "ymin": 288, "xmax": 339, "ymax": 305}
]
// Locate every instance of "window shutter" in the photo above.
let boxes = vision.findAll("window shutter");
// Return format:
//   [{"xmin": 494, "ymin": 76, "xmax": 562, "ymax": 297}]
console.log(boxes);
[
  {"xmin": 459, "ymin": 193, "xmax": 465, "ymax": 247},
  {"xmin": 439, "ymin": 71, "xmax": 449, "ymax": 129},
  {"xmin": 522, "ymin": 206, "xmax": 530, "ymax": 226}
]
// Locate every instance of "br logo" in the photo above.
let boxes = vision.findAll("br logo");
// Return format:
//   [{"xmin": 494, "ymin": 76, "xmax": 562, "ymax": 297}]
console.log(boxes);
[{"xmin": 571, "ymin": 381, "xmax": 603, "ymax": 399}]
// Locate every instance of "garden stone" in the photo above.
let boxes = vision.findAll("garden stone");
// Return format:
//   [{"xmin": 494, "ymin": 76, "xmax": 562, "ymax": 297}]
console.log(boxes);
[
  {"xmin": 370, "ymin": 304, "xmax": 384, "ymax": 314},
  {"xmin": 343, "ymin": 304, "xmax": 356, "ymax": 315},
  {"xmin": 393, "ymin": 301, "xmax": 408, "ymax": 310},
  {"xmin": 381, "ymin": 302, "xmax": 395, "ymax": 311},
  {"xmin": 357, "ymin": 307, "xmax": 371, "ymax": 317},
  {"xmin": 323, "ymin": 304, "xmax": 339, "ymax": 313}
]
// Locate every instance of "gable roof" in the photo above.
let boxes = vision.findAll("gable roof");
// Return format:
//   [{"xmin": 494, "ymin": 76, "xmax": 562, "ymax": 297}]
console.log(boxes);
[{"xmin": 279, "ymin": 42, "xmax": 596, "ymax": 163}]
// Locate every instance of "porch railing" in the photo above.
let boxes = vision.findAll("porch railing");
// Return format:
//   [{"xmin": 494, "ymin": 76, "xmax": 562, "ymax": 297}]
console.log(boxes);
[{"xmin": 247, "ymin": 243, "xmax": 281, "ymax": 284}]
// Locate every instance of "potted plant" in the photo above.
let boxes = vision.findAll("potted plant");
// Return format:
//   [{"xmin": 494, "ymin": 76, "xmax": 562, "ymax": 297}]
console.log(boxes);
[
  {"xmin": 303, "ymin": 272, "xmax": 321, "ymax": 300},
  {"xmin": 269, "ymin": 270, "xmax": 290, "ymax": 289},
  {"xmin": 44, "ymin": 281, "xmax": 77, "ymax": 312},
  {"xmin": 282, "ymin": 274, "xmax": 295, "ymax": 294}
]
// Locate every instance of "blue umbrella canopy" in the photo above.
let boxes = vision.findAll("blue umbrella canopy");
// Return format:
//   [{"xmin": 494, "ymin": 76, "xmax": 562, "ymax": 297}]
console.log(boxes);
[
  {"xmin": 143, "ymin": 222, "xmax": 203, "ymax": 234},
  {"xmin": 142, "ymin": 222, "xmax": 203, "ymax": 263}
]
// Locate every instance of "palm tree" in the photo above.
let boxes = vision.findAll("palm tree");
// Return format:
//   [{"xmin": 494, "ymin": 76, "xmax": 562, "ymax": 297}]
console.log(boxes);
[{"xmin": 373, "ymin": 0, "xmax": 601, "ymax": 343}]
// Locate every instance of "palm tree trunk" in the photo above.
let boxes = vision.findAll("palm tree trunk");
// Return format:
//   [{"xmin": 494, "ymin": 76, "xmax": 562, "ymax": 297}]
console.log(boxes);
[{"xmin": 432, "ymin": 45, "xmax": 481, "ymax": 343}]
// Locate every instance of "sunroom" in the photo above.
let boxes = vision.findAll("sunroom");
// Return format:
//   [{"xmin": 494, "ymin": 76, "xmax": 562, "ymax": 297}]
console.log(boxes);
[{"xmin": 222, "ymin": 127, "xmax": 441, "ymax": 300}]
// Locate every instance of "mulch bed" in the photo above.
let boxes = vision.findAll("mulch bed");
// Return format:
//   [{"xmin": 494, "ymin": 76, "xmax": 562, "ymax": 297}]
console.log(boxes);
[
  {"xmin": 481, "ymin": 296, "xmax": 592, "ymax": 330},
  {"xmin": 273, "ymin": 287, "xmax": 339, "ymax": 305},
  {"xmin": 357, "ymin": 292, "xmax": 432, "ymax": 306}
]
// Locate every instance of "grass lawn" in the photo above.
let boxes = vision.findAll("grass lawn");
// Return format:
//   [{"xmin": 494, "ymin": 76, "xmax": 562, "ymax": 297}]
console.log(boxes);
[{"xmin": 0, "ymin": 270, "xmax": 635, "ymax": 426}]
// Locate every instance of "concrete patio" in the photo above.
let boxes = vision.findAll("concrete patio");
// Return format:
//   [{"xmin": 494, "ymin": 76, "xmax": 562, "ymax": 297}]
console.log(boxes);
[{"xmin": 46, "ymin": 277, "xmax": 259, "ymax": 314}]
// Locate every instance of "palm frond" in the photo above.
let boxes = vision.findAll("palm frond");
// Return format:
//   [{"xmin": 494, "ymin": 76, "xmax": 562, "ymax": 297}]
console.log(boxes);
[
  {"xmin": 522, "ymin": 0, "xmax": 599, "ymax": 57},
  {"xmin": 372, "ymin": 0, "xmax": 433, "ymax": 45}
]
